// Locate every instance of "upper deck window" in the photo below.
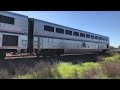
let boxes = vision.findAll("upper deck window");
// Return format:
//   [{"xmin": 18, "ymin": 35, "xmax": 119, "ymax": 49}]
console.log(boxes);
[
  {"xmin": 56, "ymin": 28, "xmax": 64, "ymax": 34},
  {"xmin": 102, "ymin": 37, "xmax": 105, "ymax": 41},
  {"xmin": 95, "ymin": 36, "xmax": 98, "ymax": 39},
  {"xmin": 0, "ymin": 15, "xmax": 14, "ymax": 25},
  {"xmin": 91, "ymin": 35, "xmax": 95, "ymax": 39},
  {"xmin": 86, "ymin": 34, "xmax": 90, "ymax": 38},
  {"xmin": 65, "ymin": 30, "xmax": 72, "ymax": 35},
  {"xmin": 73, "ymin": 31, "xmax": 79, "ymax": 36},
  {"xmin": 44, "ymin": 25, "xmax": 54, "ymax": 32},
  {"xmin": 80, "ymin": 33, "xmax": 85, "ymax": 37},
  {"xmin": 106, "ymin": 38, "xmax": 109, "ymax": 41},
  {"xmin": 99, "ymin": 37, "xmax": 102, "ymax": 40}
]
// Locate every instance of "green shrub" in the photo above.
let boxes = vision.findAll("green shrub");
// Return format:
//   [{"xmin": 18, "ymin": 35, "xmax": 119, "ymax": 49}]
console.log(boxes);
[
  {"xmin": 9, "ymin": 54, "xmax": 120, "ymax": 79},
  {"xmin": 13, "ymin": 74, "xmax": 33, "ymax": 79},
  {"xmin": 52, "ymin": 62, "xmax": 102, "ymax": 79},
  {"xmin": 76, "ymin": 62, "xmax": 102, "ymax": 78},
  {"xmin": 51, "ymin": 62, "xmax": 81, "ymax": 79},
  {"xmin": 105, "ymin": 54, "xmax": 120, "ymax": 62}
]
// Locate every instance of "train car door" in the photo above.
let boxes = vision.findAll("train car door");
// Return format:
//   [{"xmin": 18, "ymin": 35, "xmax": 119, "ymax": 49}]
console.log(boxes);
[{"xmin": 38, "ymin": 37, "xmax": 40, "ymax": 48}]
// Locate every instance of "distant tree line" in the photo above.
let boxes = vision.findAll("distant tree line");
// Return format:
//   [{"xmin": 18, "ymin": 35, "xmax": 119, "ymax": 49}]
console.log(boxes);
[
  {"xmin": 109, "ymin": 46, "xmax": 119, "ymax": 50},
  {"xmin": 110, "ymin": 46, "xmax": 115, "ymax": 49}
]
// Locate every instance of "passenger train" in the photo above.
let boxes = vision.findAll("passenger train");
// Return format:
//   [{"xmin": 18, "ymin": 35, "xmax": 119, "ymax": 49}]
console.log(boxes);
[{"xmin": 0, "ymin": 11, "xmax": 110, "ymax": 59}]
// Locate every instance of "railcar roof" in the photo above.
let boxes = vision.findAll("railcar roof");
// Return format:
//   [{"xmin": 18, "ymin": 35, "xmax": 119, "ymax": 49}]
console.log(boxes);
[
  {"xmin": 34, "ymin": 18, "xmax": 109, "ymax": 38},
  {"xmin": 5, "ymin": 11, "xmax": 109, "ymax": 38},
  {"xmin": 3, "ymin": 11, "xmax": 29, "ymax": 18}
]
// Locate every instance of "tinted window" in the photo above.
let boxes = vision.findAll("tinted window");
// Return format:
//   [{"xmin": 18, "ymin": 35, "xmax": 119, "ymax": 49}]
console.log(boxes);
[
  {"xmin": 56, "ymin": 28, "xmax": 64, "ymax": 34},
  {"xmin": 65, "ymin": 30, "xmax": 72, "ymax": 35},
  {"xmin": 0, "ymin": 15, "xmax": 14, "ymax": 25},
  {"xmin": 91, "ymin": 35, "xmax": 94, "ymax": 39},
  {"xmin": 80, "ymin": 33, "xmax": 85, "ymax": 37},
  {"xmin": 44, "ymin": 25, "xmax": 54, "ymax": 32},
  {"xmin": 99, "ymin": 37, "xmax": 102, "ymax": 40},
  {"xmin": 2, "ymin": 35, "xmax": 18, "ymax": 46},
  {"xmin": 106, "ymin": 38, "xmax": 108, "ymax": 41},
  {"xmin": 95, "ymin": 36, "xmax": 98, "ymax": 39},
  {"xmin": 86, "ymin": 34, "xmax": 90, "ymax": 38},
  {"xmin": 73, "ymin": 31, "xmax": 79, "ymax": 36},
  {"xmin": 103, "ymin": 37, "xmax": 105, "ymax": 41}
]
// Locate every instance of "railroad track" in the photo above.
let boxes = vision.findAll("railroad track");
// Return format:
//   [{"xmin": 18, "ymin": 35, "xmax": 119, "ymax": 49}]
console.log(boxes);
[
  {"xmin": 2, "ymin": 52, "xmax": 114, "ymax": 64},
  {"xmin": 5, "ymin": 52, "xmax": 104, "ymax": 59}
]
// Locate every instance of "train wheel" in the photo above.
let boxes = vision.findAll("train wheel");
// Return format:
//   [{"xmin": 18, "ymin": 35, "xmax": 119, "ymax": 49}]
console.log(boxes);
[
  {"xmin": 36, "ymin": 53, "xmax": 40, "ymax": 58},
  {"xmin": 41, "ymin": 50, "xmax": 47, "ymax": 58}
]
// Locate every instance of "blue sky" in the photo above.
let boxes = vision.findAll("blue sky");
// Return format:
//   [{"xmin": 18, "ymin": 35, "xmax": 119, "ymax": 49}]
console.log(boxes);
[{"xmin": 11, "ymin": 11, "xmax": 120, "ymax": 48}]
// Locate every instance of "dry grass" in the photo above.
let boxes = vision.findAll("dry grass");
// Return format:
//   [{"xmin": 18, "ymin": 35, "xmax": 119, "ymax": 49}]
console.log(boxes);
[
  {"xmin": 81, "ymin": 68, "xmax": 108, "ymax": 79},
  {"xmin": 0, "ymin": 68, "xmax": 10, "ymax": 79},
  {"xmin": 101, "ymin": 61, "xmax": 120, "ymax": 79},
  {"xmin": 0, "ymin": 54, "xmax": 120, "ymax": 79},
  {"xmin": 30, "ymin": 61, "xmax": 54, "ymax": 79}
]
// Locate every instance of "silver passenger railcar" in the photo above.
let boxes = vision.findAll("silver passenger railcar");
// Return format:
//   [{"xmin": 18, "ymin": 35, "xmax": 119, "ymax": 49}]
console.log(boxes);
[
  {"xmin": 0, "ymin": 11, "xmax": 110, "ymax": 58},
  {"xmin": 0, "ymin": 11, "xmax": 29, "ymax": 58},
  {"xmin": 32, "ymin": 19, "xmax": 109, "ymax": 56}
]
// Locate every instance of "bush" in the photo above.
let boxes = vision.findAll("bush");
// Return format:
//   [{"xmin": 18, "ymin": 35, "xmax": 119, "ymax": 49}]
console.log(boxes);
[
  {"xmin": 52, "ymin": 62, "xmax": 76, "ymax": 79},
  {"xmin": 81, "ymin": 68, "xmax": 108, "ymax": 79},
  {"xmin": 14, "ymin": 61, "xmax": 54, "ymax": 79},
  {"xmin": 0, "ymin": 68, "xmax": 10, "ymax": 79},
  {"xmin": 2, "ymin": 54, "xmax": 120, "ymax": 79},
  {"xmin": 76, "ymin": 62, "xmax": 102, "ymax": 78},
  {"xmin": 13, "ymin": 74, "xmax": 33, "ymax": 79},
  {"xmin": 105, "ymin": 54, "xmax": 120, "ymax": 62},
  {"xmin": 51, "ymin": 62, "xmax": 102, "ymax": 79},
  {"xmin": 101, "ymin": 61, "xmax": 120, "ymax": 79}
]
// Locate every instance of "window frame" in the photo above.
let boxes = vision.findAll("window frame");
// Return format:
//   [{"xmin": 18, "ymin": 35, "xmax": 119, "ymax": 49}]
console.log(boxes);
[
  {"xmin": 56, "ymin": 28, "xmax": 64, "ymax": 34},
  {"xmin": 65, "ymin": 30, "xmax": 72, "ymax": 35},
  {"xmin": 99, "ymin": 37, "xmax": 102, "ymax": 40},
  {"xmin": 91, "ymin": 35, "xmax": 95, "ymax": 39},
  {"xmin": 86, "ymin": 34, "xmax": 90, "ymax": 38},
  {"xmin": 80, "ymin": 33, "xmax": 85, "ymax": 37},
  {"xmin": 73, "ymin": 31, "xmax": 79, "ymax": 36},
  {"xmin": 44, "ymin": 25, "xmax": 54, "ymax": 32},
  {"xmin": 95, "ymin": 36, "xmax": 98, "ymax": 40},
  {"xmin": 0, "ymin": 15, "xmax": 15, "ymax": 25}
]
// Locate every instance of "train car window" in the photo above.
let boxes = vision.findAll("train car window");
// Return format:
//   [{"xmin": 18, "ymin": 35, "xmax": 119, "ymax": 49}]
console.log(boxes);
[
  {"xmin": 80, "ymin": 33, "xmax": 85, "ymax": 37},
  {"xmin": 73, "ymin": 31, "xmax": 79, "ymax": 36},
  {"xmin": 106, "ymin": 38, "xmax": 108, "ymax": 41},
  {"xmin": 65, "ymin": 30, "xmax": 72, "ymax": 35},
  {"xmin": 99, "ymin": 37, "xmax": 102, "ymax": 40},
  {"xmin": 107, "ymin": 45, "xmax": 109, "ymax": 48},
  {"xmin": 56, "ymin": 28, "xmax": 64, "ymax": 34},
  {"xmin": 2, "ymin": 35, "xmax": 18, "ymax": 46},
  {"xmin": 103, "ymin": 37, "xmax": 105, "ymax": 41},
  {"xmin": 91, "ymin": 35, "xmax": 94, "ymax": 39},
  {"xmin": 0, "ymin": 15, "xmax": 14, "ymax": 25},
  {"xmin": 44, "ymin": 25, "xmax": 54, "ymax": 32},
  {"xmin": 86, "ymin": 34, "xmax": 90, "ymax": 38},
  {"xmin": 95, "ymin": 36, "xmax": 98, "ymax": 39}
]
